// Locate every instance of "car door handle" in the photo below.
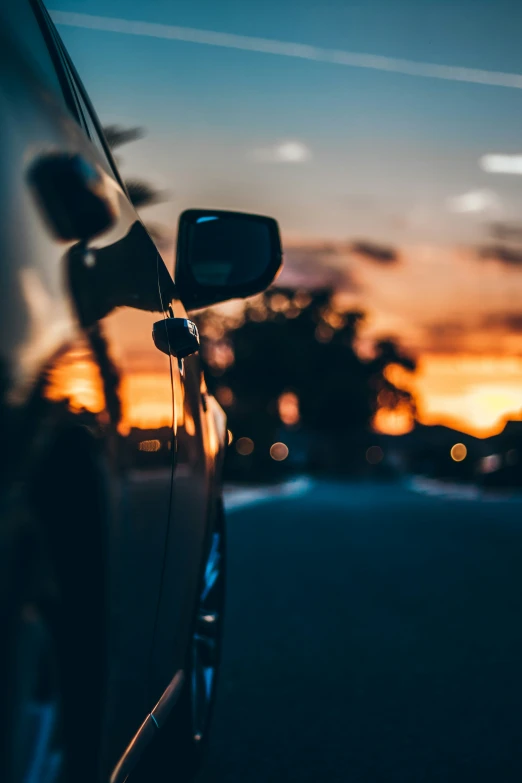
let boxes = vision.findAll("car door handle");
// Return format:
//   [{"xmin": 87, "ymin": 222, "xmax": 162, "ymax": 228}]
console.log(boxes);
[{"xmin": 152, "ymin": 318, "xmax": 200, "ymax": 358}]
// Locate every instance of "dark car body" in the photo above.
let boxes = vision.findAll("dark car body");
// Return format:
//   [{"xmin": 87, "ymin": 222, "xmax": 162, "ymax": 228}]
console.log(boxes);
[{"xmin": 0, "ymin": 3, "xmax": 281, "ymax": 782}]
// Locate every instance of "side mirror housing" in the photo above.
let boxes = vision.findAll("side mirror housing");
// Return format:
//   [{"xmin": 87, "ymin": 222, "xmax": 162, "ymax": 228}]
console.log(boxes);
[{"xmin": 175, "ymin": 209, "xmax": 283, "ymax": 310}]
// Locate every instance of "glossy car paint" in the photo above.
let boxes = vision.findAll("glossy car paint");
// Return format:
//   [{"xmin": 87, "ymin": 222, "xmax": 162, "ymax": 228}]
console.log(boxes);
[{"xmin": 0, "ymin": 1, "xmax": 226, "ymax": 779}]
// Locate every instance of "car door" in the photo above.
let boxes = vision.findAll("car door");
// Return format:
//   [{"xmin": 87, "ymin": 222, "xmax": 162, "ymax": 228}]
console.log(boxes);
[
  {"xmin": 148, "ymin": 328, "xmax": 216, "ymax": 707},
  {"xmin": 24, "ymin": 1, "xmax": 179, "ymax": 772},
  {"xmin": 41, "ymin": 2, "xmax": 219, "ymax": 763}
]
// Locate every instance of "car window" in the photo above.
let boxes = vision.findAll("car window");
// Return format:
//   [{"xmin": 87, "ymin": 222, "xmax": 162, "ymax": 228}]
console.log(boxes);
[
  {"xmin": 2, "ymin": 0, "xmax": 68, "ymax": 110},
  {"xmin": 61, "ymin": 51, "xmax": 123, "ymax": 182},
  {"xmin": 34, "ymin": 2, "xmax": 124, "ymax": 186},
  {"xmin": 61, "ymin": 54, "xmax": 119, "ymax": 179}
]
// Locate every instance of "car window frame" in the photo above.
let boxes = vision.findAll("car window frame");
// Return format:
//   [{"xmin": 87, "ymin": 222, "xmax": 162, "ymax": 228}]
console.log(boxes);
[
  {"xmin": 29, "ymin": 0, "xmax": 82, "ymax": 117},
  {"xmin": 57, "ymin": 38, "xmax": 127, "ymax": 190},
  {"xmin": 31, "ymin": 0, "xmax": 128, "ymax": 195}
]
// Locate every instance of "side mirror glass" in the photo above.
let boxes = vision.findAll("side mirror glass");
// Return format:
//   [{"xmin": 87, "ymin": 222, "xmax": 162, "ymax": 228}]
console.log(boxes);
[{"xmin": 175, "ymin": 209, "xmax": 283, "ymax": 309}]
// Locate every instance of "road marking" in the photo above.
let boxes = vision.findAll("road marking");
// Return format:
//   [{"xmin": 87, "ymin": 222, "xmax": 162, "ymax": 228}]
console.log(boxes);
[{"xmin": 224, "ymin": 476, "xmax": 313, "ymax": 512}]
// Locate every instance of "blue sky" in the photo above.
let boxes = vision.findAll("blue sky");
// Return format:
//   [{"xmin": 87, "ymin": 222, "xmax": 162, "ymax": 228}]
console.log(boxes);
[
  {"xmin": 51, "ymin": 0, "xmax": 522, "ymax": 71},
  {"xmin": 48, "ymin": 0, "xmax": 522, "ymax": 244}
]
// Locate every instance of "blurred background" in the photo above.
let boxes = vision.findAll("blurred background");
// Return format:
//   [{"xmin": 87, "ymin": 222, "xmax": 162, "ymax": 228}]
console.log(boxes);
[
  {"xmin": 48, "ymin": 3, "xmax": 522, "ymax": 781},
  {"xmin": 50, "ymin": 0, "xmax": 522, "ymax": 490}
]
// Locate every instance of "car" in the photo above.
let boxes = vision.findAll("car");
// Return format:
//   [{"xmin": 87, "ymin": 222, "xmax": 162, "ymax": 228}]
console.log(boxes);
[{"xmin": 0, "ymin": 2, "xmax": 283, "ymax": 782}]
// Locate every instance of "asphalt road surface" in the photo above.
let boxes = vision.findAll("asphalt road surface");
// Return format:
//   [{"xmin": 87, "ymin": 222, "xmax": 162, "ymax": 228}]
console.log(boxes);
[{"xmin": 199, "ymin": 479, "xmax": 522, "ymax": 783}]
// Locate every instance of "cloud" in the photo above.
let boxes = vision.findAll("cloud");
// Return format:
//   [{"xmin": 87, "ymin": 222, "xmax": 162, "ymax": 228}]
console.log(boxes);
[
  {"xmin": 446, "ymin": 189, "xmax": 501, "ymax": 214},
  {"xmin": 281, "ymin": 244, "xmax": 360, "ymax": 290},
  {"xmin": 478, "ymin": 245, "xmax": 522, "ymax": 265},
  {"xmin": 483, "ymin": 313, "xmax": 522, "ymax": 332},
  {"xmin": 480, "ymin": 154, "xmax": 522, "ymax": 174},
  {"xmin": 421, "ymin": 321, "xmax": 468, "ymax": 352},
  {"xmin": 251, "ymin": 140, "xmax": 311, "ymax": 164},
  {"xmin": 424, "ymin": 321, "xmax": 467, "ymax": 338},
  {"xmin": 489, "ymin": 222, "xmax": 522, "ymax": 241},
  {"xmin": 349, "ymin": 240, "xmax": 398, "ymax": 264},
  {"xmin": 422, "ymin": 314, "xmax": 522, "ymax": 353},
  {"xmin": 51, "ymin": 10, "xmax": 522, "ymax": 90}
]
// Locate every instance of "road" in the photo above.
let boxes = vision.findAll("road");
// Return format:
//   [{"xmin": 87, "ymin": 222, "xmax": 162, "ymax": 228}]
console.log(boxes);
[{"xmin": 199, "ymin": 479, "xmax": 522, "ymax": 783}]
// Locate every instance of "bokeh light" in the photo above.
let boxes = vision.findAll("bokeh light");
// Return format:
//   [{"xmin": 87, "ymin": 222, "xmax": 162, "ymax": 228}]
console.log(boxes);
[
  {"xmin": 450, "ymin": 443, "xmax": 467, "ymax": 462},
  {"xmin": 479, "ymin": 453, "xmax": 501, "ymax": 474},
  {"xmin": 138, "ymin": 439, "xmax": 161, "ymax": 452},
  {"xmin": 236, "ymin": 437, "xmax": 254, "ymax": 455},
  {"xmin": 216, "ymin": 386, "xmax": 235, "ymax": 407},
  {"xmin": 278, "ymin": 391, "xmax": 300, "ymax": 426},
  {"xmin": 366, "ymin": 445, "xmax": 384, "ymax": 465},
  {"xmin": 506, "ymin": 448, "xmax": 519, "ymax": 466},
  {"xmin": 270, "ymin": 442, "xmax": 289, "ymax": 461}
]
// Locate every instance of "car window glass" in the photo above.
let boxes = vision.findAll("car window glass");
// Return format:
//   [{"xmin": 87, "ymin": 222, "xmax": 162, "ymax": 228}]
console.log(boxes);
[
  {"xmin": 56, "ymin": 47, "xmax": 121, "ymax": 180},
  {"xmin": 2, "ymin": 0, "xmax": 67, "ymax": 109},
  {"xmin": 35, "ymin": 3, "xmax": 123, "ymax": 184},
  {"xmin": 71, "ymin": 79, "xmax": 115, "ymax": 176}
]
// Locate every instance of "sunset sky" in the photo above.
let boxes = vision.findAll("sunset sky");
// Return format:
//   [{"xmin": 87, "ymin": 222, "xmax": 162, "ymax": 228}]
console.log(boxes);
[{"xmin": 48, "ymin": 0, "xmax": 522, "ymax": 438}]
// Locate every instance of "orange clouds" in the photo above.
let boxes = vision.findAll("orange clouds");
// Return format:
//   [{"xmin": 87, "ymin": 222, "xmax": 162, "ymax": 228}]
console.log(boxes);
[
  {"xmin": 382, "ymin": 355, "xmax": 522, "ymax": 438},
  {"xmin": 283, "ymin": 238, "xmax": 522, "ymax": 437}
]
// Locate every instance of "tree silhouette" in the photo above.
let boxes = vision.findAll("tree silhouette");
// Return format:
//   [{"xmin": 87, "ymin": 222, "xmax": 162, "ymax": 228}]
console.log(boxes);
[
  {"xmin": 368, "ymin": 339, "xmax": 416, "ymax": 416},
  {"xmin": 103, "ymin": 124, "xmax": 144, "ymax": 150},
  {"xmin": 196, "ymin": 288, "xmax": 415, "ymax": 476},
  {"xmin": 124, "ymin": 180, "xmax": 166, "ymax": 209},
  {"xmin": 103, "ymin": 124, "xmax": 167, "ymax": 211}
]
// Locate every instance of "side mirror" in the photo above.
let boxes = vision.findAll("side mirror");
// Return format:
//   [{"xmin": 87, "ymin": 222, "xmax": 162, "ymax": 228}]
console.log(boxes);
[{"xmin": 175, "ymin": 209, "xmax": 283, "ymax": 310}]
